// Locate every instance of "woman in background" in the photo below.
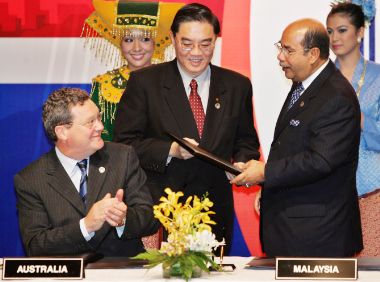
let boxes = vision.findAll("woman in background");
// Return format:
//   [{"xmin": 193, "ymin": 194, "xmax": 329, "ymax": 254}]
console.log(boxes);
[{"xmin": 327, "ymin": 2, "xmax": 380, "ymax": 256}]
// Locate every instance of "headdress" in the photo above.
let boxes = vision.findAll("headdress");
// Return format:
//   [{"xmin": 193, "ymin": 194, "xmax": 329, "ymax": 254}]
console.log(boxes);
[
  {"xmin": 332, "ymin": 0, "xmax": 376, "ymax": 26},
  {"xmin": 351, "ymin": 0, "xmax": 376, "ymax": 24},
  {"xmin": 82, "ymin": 0, "xmax": 184, "ymax": 66}
]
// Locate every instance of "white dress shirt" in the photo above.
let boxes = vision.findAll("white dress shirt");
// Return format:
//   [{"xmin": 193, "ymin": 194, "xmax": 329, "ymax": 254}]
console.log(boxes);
[{"xmin": 55, "ymin": 147, "xmax": 125, "ymax": 240}]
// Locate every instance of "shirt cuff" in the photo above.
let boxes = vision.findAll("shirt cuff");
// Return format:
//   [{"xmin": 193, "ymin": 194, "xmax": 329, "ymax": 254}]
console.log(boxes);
[
  {"xmin": 166, "ymin": 156, "xmax": 172, "ymax": 165},
  {"xmin": 80, "ymin": 218, "xmax": 95, "ymax": 241},
  {"xmin": 116, "ymin": 225, "xmax": 125, "ymax": 237}
]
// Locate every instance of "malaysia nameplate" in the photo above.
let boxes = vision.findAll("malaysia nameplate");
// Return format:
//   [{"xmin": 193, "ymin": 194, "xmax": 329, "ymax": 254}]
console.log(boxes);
[
  {"xmin": 275, "ymin": 258, "xmax": 357, "ymax": 280},
  {"xmin": 2, "ymin": 258, "xmax": 84, "ymax": 279}
]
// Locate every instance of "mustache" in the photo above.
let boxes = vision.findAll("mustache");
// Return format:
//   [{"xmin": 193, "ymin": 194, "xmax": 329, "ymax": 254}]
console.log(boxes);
[{"xmin": 279, "ymin": 61, "xmax": 290, "ymax": 68}]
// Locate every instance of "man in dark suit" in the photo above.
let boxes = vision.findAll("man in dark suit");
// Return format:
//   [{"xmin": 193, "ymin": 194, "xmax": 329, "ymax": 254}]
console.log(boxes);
[
  {"xmin": 113, "ymin": 3, "xmax": 260, "ymax": 253},
  {"xmin": 232, "ymin": 19, "xmax": 363, "ymax": 257},
  {"xmin": 14, "ymin": 87, "xmax": 157, "ymax": 257}
]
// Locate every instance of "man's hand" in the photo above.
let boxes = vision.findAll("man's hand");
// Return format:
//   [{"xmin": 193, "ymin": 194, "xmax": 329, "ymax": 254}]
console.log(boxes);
[
  {"xmin": 84, "ymin": 189, "xmax": 127, "ymax": 232},
  {"xmin": 230, "ymin": 160, "xmax": 265, "ymax": 186},
  {"xmin": 225, "ymin": 162, "xmax": 245, "ymax": 180},
  {"xmin": 105, "ymin": 189, "xmax": 127, "ymax": 227},
  {"xmin": 254, "ymin": 189, "xmax": 261, "ymax": 215},
  {"xmin": 169, "ymin": 137, "xmax": 198, "ymax": 160}
]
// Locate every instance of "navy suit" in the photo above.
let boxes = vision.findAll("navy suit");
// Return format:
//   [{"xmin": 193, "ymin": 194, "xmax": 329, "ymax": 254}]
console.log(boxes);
[
  {"xmin": 114, "ymin": 60, "xmax": 260, "ymax": 252},
  {"xmin": 261, "ymin": 61, "xmax": 363, "ymax": 257}
]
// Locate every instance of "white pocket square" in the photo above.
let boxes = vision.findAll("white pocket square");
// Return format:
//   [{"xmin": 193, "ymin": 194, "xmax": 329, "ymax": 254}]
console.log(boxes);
[{"xmin": 290, "ymin": 119, "xmax": 300, "ymax": 126}]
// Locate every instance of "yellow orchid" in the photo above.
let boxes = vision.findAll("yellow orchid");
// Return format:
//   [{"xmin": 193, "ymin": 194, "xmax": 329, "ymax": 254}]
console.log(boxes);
[{"xmin": 133, "ymin": 188, "xmax": 224, "ymax": 281}]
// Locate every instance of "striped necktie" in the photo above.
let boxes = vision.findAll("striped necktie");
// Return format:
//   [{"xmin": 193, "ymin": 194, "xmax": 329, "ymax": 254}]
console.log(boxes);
[{"xmin": 77, "ymin": 159, "xmax": 88, "ymax": 206}]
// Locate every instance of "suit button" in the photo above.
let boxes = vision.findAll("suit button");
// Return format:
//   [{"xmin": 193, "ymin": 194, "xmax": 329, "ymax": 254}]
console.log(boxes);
[{"xmin": 277, "ymin": 141, "xmax": 281, "ymax": 145}]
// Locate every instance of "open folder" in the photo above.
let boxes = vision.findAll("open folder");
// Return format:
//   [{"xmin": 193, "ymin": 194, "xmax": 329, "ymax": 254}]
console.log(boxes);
[{"xmin": 168, "ymin": 133, "xmax": 242, "ymax": 175}]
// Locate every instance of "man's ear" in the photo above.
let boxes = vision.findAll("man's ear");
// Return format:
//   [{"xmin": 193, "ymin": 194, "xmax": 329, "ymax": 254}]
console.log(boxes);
[
  {"xmin": 55, "ymin": 125, "xmax": 68, "ymax": 141},
  {"xmin": 169, "ymin": 31, "xmax": 176, "ymax": 46},
  {"xmin": 308, "ymin": 47, "xmax": 321, "ymax": 64}
]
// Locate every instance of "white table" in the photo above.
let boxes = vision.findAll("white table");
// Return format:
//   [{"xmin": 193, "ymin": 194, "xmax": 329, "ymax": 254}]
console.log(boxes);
[{"xmin": 2, "ymin": 257, "xmax": 380, "ymax": 281}]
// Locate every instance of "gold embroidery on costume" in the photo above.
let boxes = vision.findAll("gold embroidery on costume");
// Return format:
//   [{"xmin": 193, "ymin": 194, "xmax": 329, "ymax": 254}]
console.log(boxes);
[{"xmin": 91, "ymin": 65, "xmax": 130, "ymax": 125}]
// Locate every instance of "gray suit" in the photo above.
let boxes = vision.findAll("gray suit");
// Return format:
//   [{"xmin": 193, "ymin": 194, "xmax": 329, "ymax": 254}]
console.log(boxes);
[{"xmin": 14, "ymin": 142, "xmax": 157, "ymax": 257}]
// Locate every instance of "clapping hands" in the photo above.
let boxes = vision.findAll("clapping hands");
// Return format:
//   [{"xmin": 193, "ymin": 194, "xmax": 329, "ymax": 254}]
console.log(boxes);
[{"xmin": 84, "ymin": 189, "xmax": 127, "ymax": 232}]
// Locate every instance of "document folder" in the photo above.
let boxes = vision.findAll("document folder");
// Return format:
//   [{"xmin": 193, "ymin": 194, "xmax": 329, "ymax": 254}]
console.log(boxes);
[{"xmin": 168, "ymin": 132, "xmax": 242, "ymax": 175}]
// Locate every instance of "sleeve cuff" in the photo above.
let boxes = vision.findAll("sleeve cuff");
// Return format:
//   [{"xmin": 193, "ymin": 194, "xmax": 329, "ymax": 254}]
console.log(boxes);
[{"xmin": 79, "ymin": 218, "xmax": 95, "ymax": 241}]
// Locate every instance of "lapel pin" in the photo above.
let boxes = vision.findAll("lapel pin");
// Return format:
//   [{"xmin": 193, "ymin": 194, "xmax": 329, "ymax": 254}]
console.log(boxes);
[
  {"xmin": 300, "ymin": 101, "xmax": 305, "ymax": 107},
  {"xmin": 215, "ymin": 97, "xmax": 220, "ymax": 109},
  {"xmin": 99, "ymin": 167, "xmax": 105, "ymax": 173}
]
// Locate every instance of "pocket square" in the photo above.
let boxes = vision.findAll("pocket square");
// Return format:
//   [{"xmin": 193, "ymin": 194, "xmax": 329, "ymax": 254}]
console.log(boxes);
[{"xmin": 290, "ymin": 119, "xmax": 300, "ymax": 126}]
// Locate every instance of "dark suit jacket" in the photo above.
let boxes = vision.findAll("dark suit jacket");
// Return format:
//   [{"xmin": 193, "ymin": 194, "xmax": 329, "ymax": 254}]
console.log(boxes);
[
  {"xmin": 262, "ymin": 60, "xmax": 363, "ymax": 257},
  {"xmin": 14, "ymin": 142, "xmax": 157, "ymax": 257},
  {"xmin": 114, "ymin": 60, "xmax": 260, "ymax": 249}
]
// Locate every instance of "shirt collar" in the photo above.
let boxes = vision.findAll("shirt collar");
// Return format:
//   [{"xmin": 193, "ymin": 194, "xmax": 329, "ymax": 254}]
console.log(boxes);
[
  {"xmin": 55, "ymin": 147, "xmax": 89, "ymax": 177},
  {"xmin": 301, "ymin": 60, "xmax": 329, "ymax": 90},
  {"xmin": 177, "ymin": 61, "xmax": 211, "ymax": 92}
]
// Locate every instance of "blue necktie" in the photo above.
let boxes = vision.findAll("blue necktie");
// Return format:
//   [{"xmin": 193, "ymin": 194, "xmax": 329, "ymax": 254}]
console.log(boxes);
[
  {"xmin": 288, "ymin": 82, "xmax": 304, "ymax": 110},
  {"xmin": 77, "ymin": 159, "xmax": 88, "ymax": 205}
]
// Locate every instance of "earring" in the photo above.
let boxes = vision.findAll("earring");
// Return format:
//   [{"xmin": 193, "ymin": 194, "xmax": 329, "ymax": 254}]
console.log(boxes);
[{"xmin": 357, "ymin": 37, "xmax": 362, "ymax": 43}]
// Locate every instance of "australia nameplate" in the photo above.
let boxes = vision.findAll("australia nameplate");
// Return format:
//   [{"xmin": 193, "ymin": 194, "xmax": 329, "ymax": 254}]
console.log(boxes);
[
  {"xmin": 276, "ymin": 257, "xmax": 357, "ymax": 280},
  {"xmin": 2, "ymin": 258, "xmax": 84, "ymax": 279}
]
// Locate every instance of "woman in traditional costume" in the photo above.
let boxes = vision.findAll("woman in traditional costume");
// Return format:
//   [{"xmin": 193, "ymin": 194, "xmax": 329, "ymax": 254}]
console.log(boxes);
[{"xmin": 327, "ymin": 1, "xmax": 380, "ymax": 257}]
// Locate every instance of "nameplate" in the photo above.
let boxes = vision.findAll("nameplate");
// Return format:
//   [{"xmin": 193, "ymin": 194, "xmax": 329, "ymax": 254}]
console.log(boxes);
[
  {"xmin": 275, "ymin": 258, "xmax": 357, "ymax": 280},
  {"xmin": 2, "ymin": 258, "xmax": 84, "ymax": 279}
]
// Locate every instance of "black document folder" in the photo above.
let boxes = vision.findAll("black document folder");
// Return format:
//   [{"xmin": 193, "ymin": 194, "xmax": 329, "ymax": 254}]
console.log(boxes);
[{"xmin": 168, "ymin": 133, "xmax": 242, "ymax": 175}]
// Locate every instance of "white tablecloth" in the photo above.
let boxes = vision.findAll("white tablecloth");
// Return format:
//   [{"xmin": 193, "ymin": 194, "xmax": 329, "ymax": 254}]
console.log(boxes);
[{"xmin": 2, "ymin": 257, "xmax": 380, "ymax": 281}]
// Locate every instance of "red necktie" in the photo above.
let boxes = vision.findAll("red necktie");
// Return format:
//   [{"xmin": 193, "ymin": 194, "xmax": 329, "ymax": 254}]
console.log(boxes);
[{"xmin": 189, "ymin": 79, "xmax": 205, "ymax": 137}]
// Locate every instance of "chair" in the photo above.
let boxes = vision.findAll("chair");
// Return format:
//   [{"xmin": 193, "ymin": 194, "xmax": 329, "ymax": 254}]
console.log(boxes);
[
  {"xmin": 142, "ymin": 227, "xmax": 162, "ymax": 250},
  {"xmin": 357, "ymin": 188, "xmax": 380, "ymax": 257}
]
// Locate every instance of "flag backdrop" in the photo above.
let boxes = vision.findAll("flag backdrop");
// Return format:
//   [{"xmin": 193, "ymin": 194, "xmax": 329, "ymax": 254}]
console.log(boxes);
[{"xmin": 0, "ymin": 0, "xmax": 377, "ymax": 257}]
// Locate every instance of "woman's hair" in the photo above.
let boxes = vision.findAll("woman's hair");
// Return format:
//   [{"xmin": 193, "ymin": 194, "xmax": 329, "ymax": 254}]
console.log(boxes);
[{"xmin": 327, "ymin": 2, "xmax": 365, "ymax": 30}]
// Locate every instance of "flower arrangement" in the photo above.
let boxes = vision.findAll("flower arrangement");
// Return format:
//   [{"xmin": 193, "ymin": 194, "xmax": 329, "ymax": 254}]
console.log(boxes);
[{"xmin": 133, "ymin": 188, "xmax": 224, "ymax": 280}]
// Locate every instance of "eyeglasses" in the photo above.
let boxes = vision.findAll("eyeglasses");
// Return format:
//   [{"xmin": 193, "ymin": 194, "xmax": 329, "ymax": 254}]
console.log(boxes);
[
  {"xmin": 178, "ymin": 39, "xmax": 215, "ymax": 53},
  {"xmin": 65, "ymin": 114, "xmax": 102, "ymax": 129},
  {"xmin": 274, "ymin": 42, "xmax": 310, "ymax": 56}
]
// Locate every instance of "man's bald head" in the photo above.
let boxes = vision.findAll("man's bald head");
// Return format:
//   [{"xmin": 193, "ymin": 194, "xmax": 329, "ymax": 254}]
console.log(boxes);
[{"xmin": 284, "ymin": 18, "xmax": 330, "ymax": 60}]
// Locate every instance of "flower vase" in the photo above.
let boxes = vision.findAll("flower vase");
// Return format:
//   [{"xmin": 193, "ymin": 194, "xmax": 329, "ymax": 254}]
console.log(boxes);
[{"xmin": 162, "ymin": 261, "xmax": 202, "ymax": 279}]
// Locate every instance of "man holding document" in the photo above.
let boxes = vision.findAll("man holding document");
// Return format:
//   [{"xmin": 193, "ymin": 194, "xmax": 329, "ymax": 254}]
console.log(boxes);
[
  {"xmin": 114, "ymin": 3, "xmax": 260, "ymax": 253},
  {"xmin": 231, "ymin": 19, "xmax": 363, "ymax": 257}
]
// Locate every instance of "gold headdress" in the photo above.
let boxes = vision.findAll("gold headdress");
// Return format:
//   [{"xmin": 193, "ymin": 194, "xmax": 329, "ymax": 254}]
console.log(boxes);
[{"xmin": 82, "ymin": 0, "xmax": 184, "ymax": 66}]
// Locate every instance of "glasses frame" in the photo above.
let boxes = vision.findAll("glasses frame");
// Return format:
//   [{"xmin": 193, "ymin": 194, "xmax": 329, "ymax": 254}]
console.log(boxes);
[
  {"xmin": 64, "ymin": 114, "xmax": 102, "ymax": 130},
  {"xmin": 274, "ymin": 41, "xmax": 310, "ymax": 57},
  {"xmin": 177, "ymin": 38, "xmax": 215, "ymax": 53}
]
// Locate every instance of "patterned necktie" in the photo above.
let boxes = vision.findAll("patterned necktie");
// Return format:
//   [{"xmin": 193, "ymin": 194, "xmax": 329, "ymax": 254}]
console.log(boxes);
[
  {"xmin": 287, "ymin": 82, "xmax": 304, "ymax": 110},
  {"xmin": 189, "ymin": 79, "xmax": 205, "ymax": 137},
  {"xmin": 77, "ymin": 159, "xmax": 88, "ymax": 205}
]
